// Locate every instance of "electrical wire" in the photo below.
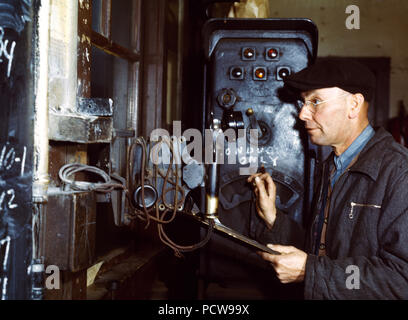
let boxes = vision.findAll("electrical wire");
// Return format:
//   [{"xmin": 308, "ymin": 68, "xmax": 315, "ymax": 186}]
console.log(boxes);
[
  {"xmin": 130, "ymin": 136, "xmax": 214, "ymax": 257},
  {"xmin": 59, "ymin": 163, "xmax": 127, "ymax": 193},
  {"xmin": 58, "ymin": 137, "xmax": 214, "ymax": 257}
]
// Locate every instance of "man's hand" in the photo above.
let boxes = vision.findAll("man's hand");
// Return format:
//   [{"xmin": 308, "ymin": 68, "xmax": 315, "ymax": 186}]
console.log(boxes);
[
  {"xmin": 247, "ymin": 172, "xmax": 277, "ymax": 229},
  {"xmin": 258, "ymin": 244, "xmax": 307, "ymax": 283}
]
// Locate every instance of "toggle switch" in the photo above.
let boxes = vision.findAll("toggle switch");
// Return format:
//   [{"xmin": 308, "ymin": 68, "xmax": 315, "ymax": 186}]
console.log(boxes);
[{"xmin": 222, "ymin": 110, "xmax": 245, "ymax": 137}]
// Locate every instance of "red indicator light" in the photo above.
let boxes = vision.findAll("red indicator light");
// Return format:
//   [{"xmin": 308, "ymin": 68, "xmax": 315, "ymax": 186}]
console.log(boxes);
[{"xmin": 267, "ymin": 48, "xmax": 278, "ymax": 59}]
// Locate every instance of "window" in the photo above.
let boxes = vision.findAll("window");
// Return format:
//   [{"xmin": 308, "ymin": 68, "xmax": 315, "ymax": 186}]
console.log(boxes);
[{"xmin": 89, "ymin": 0, "xmax": 142, "ymax": 178}]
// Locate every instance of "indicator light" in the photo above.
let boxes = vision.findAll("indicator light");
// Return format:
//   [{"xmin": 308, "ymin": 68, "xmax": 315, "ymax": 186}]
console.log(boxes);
[
  {"xmin": 254, "ymin": 67, "xmax": 267, "ymax": 80},
  {"xmin": 230, "ymin": 67, "xmax": 244, "ymax": 80},
  {"xmin": 276, "ymin": 66, "xmax": 291, "ymax": 80},
  {"xmin": 242, "ymin": 47, "xmax": 256, "ymax": 60},
  {"xmin": 267, "ymin": 48, "xmax": 278, "ymax": 59}
]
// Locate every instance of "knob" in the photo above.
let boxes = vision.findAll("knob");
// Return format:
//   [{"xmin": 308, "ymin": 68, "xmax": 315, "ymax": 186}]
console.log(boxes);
[{"xmin": 217, "ymin": 88, "xmax": 237, "ymax": 109}]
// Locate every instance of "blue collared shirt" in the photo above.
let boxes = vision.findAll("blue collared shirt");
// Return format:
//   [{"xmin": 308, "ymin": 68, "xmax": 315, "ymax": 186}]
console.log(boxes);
[
  {"xmin": 313, "ymin": 124, "xmax": 375, "ymax": 254},
  {"xmin": 331, "ymin": 124, "xmax": 375, "ymax": 188}
]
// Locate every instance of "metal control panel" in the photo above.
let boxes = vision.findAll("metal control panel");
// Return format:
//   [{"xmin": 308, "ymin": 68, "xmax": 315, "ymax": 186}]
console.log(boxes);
[
  {"xmin": 199, "ymin": 19, "xmax": 318, "ymax": 294},
  {"xmin": 204, "ymin": 19, "xmax": 318, "ymax": 223}
]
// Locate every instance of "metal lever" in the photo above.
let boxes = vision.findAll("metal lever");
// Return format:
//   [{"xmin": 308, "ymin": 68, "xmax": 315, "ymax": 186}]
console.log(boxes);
[
  {"xmin": 205, "ymin": 119, "xmax": 222, "ymax": 219},
  {"xmin": 246, "ymin": 108, "xmax": 262, "ymax": 138}
]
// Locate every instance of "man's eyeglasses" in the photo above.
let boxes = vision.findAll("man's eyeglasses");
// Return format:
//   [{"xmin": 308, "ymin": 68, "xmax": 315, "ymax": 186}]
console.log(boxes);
[{"xmin": 298, "ymin": 93, "xmax": 351, "ymax": 112}]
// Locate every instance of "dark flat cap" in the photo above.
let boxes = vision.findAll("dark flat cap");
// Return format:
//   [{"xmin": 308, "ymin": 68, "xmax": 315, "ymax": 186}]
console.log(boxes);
[{"xmin": 284, "ymin": 58, "xmax": 376, "ymax": 101}]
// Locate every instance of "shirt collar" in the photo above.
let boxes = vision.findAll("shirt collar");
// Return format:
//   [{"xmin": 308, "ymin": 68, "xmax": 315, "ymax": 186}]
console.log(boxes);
[{"xmin": 333, "ymin": 124, "xmax": 375, "ymax": 173}]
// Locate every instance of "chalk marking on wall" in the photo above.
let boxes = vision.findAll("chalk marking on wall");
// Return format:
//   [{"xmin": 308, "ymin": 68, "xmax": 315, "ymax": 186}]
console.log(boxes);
[
  {"xmin": 0, "ymin": 236, "xmax": 11, "ymax": 300},
  {"xmin": 0, "ymin": 188, "xmax": 18, "ymax": 211},
  {"xmin": 0, "ymin": 145, "xmax": 27, "ymax": 176},
  {"xmin": 0, "ymin": 145, "xmax": 5, "ymax": 168},
  {"xmin": 0, "ymin": 192, "xmax": 4, "ymax": 211},
  {"xmin": 0, "ymin": 27, "xmax": 17, "ymax": 78},
  {"xmin": 20, "ymin": 146, "xmax": 26, "ymax": 176},
  {"xmin": 4, "ymin": 148, "xmax": 15, "ymax": 170},
  {"xmin": 0, "ymin": 0, "xmax": 32, "ymax": 34},
  {"xmin": 6, "ymin": 189, "xmax": 17, "ymax": 209}
]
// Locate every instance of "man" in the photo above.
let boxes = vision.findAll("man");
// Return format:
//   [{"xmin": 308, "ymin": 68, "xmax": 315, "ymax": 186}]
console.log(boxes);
[{"xmin": 248, "ymin": 59, "xmax": 408, "ymax": 299}]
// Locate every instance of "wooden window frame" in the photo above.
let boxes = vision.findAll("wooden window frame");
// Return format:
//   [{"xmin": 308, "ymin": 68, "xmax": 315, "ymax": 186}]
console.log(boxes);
[{"xmin": 78, "ymin": 0, "xmax": 142, "ymax": 135}]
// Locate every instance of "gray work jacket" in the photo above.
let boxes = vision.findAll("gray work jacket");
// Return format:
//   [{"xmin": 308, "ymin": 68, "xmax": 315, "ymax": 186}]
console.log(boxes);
[{"xmin": 257, "ymin": 127, "xmax": 408, "ymax": 299}]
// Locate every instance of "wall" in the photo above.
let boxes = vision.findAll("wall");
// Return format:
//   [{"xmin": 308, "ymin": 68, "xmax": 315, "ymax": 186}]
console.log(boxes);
[
  {"xmin": 268, "ymin": 0, "xmax": 408, "ymax": 118},
  {"xmin": 0, "ymin": 0, "xmax": 35, "ymax": 300}
]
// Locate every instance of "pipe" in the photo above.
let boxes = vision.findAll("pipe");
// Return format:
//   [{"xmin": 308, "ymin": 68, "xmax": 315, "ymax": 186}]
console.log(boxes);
[
  {"xmin": 33, "ymin": 0, "xmax": 51, "ymax": 203},
  {"xmin": 32, "ymin": 0, "xmax": 51, "ymax": 270}
]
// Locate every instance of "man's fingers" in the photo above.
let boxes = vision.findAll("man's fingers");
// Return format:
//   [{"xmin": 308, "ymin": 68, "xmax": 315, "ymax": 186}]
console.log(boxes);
[
  {"xmin": 249, "ymin": 173, "xmax": 275, "ymax": 196},
  {"xmin": 254, "ymin": 176, "xmax": 268, "ymax": 198},
  {"xmin": 249, "ymin": 172, "xmax": 271, "ymax": 182},
  {"xmin": 247, "ymin": 173, "xmax": 262, "ymax": 183},
  {"xmin": 248, "ymin": 172, "xmax": 272, "ymax": 183},
  {"xmin": 264, "ymin": 174, "xmax": 276, "ymax": 198},
  {"xmin": 257, "ymin": 250, "xmax": 278, "ymax": 265},
  {"xmin": 267, "ymin": 244, "xmax": 297, "ymax": 254}
]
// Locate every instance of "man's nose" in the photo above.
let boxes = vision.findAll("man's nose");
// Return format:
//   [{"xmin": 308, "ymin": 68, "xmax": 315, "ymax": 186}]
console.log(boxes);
[{"xmin": 299, "ymin": 105, "xmax": 312, "ymax": 121}]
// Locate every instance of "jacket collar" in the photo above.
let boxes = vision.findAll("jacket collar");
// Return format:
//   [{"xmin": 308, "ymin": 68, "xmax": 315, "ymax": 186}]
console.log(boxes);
[{"xmin": 323, "ymin": 127, "xmax": 393, "ymax": 181}]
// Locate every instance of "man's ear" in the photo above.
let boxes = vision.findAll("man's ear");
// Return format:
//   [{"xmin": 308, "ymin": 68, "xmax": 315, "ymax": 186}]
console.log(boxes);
[{"xmin": 348, "ymin": 93, "xmax": 365, "ymax": 119}]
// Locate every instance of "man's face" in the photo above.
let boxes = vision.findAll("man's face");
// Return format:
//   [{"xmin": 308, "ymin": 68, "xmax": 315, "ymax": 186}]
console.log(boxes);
[{"xmin": 299, "ymin": 87, "xmax": 351, "ymax": 147}]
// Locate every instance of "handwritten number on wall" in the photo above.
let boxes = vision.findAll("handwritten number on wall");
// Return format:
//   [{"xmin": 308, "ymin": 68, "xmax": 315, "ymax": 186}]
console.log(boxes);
[
  {"xmin": 0, "ymin": 27, "xmax": 16, "ymax": 78},
  {"xmin": 7, "ymin": 189, "xmax": 17, "ymax": 209},
  {"xmin": 0, "ymin": 144, "xmax": 26, "ymax": 212},
  {"xmin": 0, "ymin": 145, "xmax": 26, "ymax": 176},
  {"xmin": 0, "ymin": 189, "xmax": 18, "ymax": 211},
  {"xmin": 0, "ymin": 236, "xmax": 11, "ymax": 300}
]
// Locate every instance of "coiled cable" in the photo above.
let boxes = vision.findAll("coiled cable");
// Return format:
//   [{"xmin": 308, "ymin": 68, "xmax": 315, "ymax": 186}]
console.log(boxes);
[
  {"xmin": 130, "ymin": 136, "xmax": 214, "ymax": 257},
  {"xmin": 58, "ymin": 138, "xmax": 215, "ymax": 257},
  {"xmin": 58, "ymin": 163, "xmax": 126, "ymax": 193}
]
